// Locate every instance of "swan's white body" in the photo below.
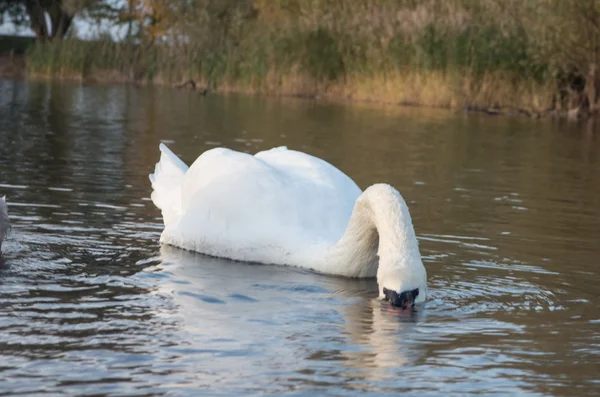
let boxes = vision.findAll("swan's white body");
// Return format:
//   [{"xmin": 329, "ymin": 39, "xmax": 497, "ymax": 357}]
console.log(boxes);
[{"xmin": 149, "ymin": 144, "xmax": 427, "ymax": 302}]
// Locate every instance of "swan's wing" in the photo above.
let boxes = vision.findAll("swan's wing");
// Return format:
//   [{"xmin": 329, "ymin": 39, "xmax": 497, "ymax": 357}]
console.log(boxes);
[
  {"xmin": 165, "ymin": 147, "xmax": 361, "ymax": 260},
  {"xmin": 255, "ymin": 147, "xmax": 360, "ymax": 193},
  {"xmin": 255, "ymin": 146, "xmax": 362, "ymax": 236}
]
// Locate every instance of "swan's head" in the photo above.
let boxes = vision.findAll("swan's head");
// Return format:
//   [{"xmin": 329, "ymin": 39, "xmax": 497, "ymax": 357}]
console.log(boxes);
[
  {"xmin": 376, "ymin": 257, "xmax": 427, "ymax": 310},
  {"xmin": 382, "ymin": 287, "xmax": 419, "ymax": 309}
]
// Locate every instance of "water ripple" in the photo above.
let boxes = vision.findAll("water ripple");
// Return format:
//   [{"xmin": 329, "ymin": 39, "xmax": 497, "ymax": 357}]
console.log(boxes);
[{"xmin": 0, "ymin": 80, "xmax": 599, "ymax": 396}]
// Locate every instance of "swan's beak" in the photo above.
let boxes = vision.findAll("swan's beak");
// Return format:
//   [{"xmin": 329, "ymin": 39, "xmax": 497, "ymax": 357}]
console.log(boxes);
[{"xmin": 382, "ymin": 287, "xmax": 419, "ymax": 310}]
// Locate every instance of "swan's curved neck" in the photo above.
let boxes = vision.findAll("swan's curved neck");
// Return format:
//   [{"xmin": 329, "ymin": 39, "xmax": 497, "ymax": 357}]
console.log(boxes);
[{"xmin": 323, "ymin": 184, "xmax": 424, "ymax": 289}]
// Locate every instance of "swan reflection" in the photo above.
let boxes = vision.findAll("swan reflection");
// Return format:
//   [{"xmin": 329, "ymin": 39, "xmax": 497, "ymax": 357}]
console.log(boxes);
[{"xmin": 152, "ymin": 245, "xmax": 424, "ymax": 386}]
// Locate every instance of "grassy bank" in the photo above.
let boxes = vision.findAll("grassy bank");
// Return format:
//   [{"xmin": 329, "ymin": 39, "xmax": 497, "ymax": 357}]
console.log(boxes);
[
  {"xmin": 25, "ymin": 39, "xmax": 554, "ymax": 109},
  {"xmin": 0, "ymin": 36, "xmax": 33, "ymax": 79},
  {"xmin": 21, "ymin": 1, "xmax": 600, "ymax": 118}
]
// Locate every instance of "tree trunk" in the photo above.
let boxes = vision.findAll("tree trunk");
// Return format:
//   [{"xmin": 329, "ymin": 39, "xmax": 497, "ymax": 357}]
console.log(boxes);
[
  {"xmin": 48, "ymin": 1, "xmax": 73, "ymax": 40},
  {"xmin": 24, "ymin": 0, "xmax": 73, "ymax": 42},
  {"xmin": 50, "ymin": 10, "xmax": 73, "ymax": 39},
  {"xmin": 24, "ymin": 0, "xmax": 49, "ymax": 42}
]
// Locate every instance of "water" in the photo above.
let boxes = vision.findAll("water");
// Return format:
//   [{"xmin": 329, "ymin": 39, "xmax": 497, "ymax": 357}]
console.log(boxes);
[{"xmin": 0, "ymin": 79, "xmax": 599, "ymax": 397}]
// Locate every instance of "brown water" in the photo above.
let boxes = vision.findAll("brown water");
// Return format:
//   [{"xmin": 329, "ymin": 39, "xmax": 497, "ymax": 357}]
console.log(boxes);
[{"xmin": 0, "ymin": 79, "xmax": 599, "ymax": 397}]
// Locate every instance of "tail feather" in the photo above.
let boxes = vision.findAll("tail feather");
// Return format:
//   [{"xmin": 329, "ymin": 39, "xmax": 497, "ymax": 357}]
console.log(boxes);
[{"xmin": 149, "ymin": 143, "xmax": 189, "ymax": 226}]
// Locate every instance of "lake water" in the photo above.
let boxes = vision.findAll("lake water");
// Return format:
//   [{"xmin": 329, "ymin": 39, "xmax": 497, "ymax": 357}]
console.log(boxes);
[{"xmin": 0, "ymin": 79, "xmax": 599, "ymax": 397}]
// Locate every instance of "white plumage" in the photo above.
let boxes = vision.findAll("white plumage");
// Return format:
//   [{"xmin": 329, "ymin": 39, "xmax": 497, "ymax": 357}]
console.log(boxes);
[{"xmin": 149, "ymin": 144, "xmax": 427, "ymax": 303}]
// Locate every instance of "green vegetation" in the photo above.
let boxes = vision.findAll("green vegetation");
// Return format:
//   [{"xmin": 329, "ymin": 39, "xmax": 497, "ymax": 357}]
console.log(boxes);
[
  {"xmin": 0, "ymin": 35, "xmax": 34, "ymax": 54},
  {"xmin": 9, "ymin": 0, "xmax": 600, "ymax": 116}
]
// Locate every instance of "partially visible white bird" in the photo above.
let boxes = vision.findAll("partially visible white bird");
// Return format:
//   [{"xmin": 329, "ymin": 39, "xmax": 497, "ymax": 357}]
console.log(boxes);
[
  {"xmin": 0, "ymin": 196, "xmax": 10, "ymax": 253},
  {"xmin": 149, "ymin": 144, "xmax": 427, "ymax": 309}
]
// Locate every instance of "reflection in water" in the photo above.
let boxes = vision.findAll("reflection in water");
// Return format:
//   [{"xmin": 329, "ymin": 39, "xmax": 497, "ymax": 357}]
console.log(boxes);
[
  {"xmin": 156, "ymin": 245, "xmax": 425, "ymax": 389},
  {"xmin": 0, "ymin": 78, "xmax": 599, "ymax": 396},
  {"xmin": 340, "ymin": 298, "xmax": 423, "ymax": 379}
]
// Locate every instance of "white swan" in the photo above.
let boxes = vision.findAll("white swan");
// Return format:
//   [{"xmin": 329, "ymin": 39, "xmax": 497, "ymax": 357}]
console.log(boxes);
[{"xmin": 149, "ymin": 144, "xmax": 427, "ymax": 307}]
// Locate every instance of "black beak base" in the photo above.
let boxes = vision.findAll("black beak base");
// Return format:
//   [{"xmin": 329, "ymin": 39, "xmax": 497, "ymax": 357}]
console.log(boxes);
[{"xmin": 383, "ymin": 287, "xmax": 419, "ymax": 309}]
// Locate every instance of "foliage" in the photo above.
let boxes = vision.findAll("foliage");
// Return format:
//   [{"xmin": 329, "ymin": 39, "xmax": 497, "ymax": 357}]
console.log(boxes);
[
  {"xmin": 0, "ymin": 34, "xmax": 34, "ymax": 53},
  {"xmin": 0, "ymin": 0, "xmax": 75, "ymax": 40},
  {"xmin": 20, "ymin": 0, "xmax": 600, "ymax": 112}
]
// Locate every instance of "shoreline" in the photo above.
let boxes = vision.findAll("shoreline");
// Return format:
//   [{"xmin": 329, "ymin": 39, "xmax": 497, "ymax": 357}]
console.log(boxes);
[
  {"xmin": 0, "ymin": 53, "xmax": 26, "ymax": 80},
  {"xmin": 1, "ymin": 53, "xmax": 595, "ymax": 121}
]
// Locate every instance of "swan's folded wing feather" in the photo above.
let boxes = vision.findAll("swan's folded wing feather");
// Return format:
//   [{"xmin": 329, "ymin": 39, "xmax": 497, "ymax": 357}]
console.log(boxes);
[{"xmin": 165, "ymin": 146, "xmax": 362, "ymax": 259}]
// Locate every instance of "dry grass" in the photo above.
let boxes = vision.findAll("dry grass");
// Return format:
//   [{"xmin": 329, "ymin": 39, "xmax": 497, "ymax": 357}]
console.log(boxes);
[
  {"xmin": 0, "ymin": 53, "xmax": 26, "ymax": 79},
  {"xmin": 23, "ymin": 0, "xmax": 596, "ymax": 115},
  {"xmin": 213, "ymin": 68, "xmax": 555, "ymax": 112},
  {"xmin": 25, "ymin": 55, "xmax": 556, "ymax": 113}
]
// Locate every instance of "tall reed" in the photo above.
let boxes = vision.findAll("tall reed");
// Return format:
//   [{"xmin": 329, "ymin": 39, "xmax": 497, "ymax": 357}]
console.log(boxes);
[{"xmin": 24, "ymin": 0, "xmax": 600, "ymax": 114}]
